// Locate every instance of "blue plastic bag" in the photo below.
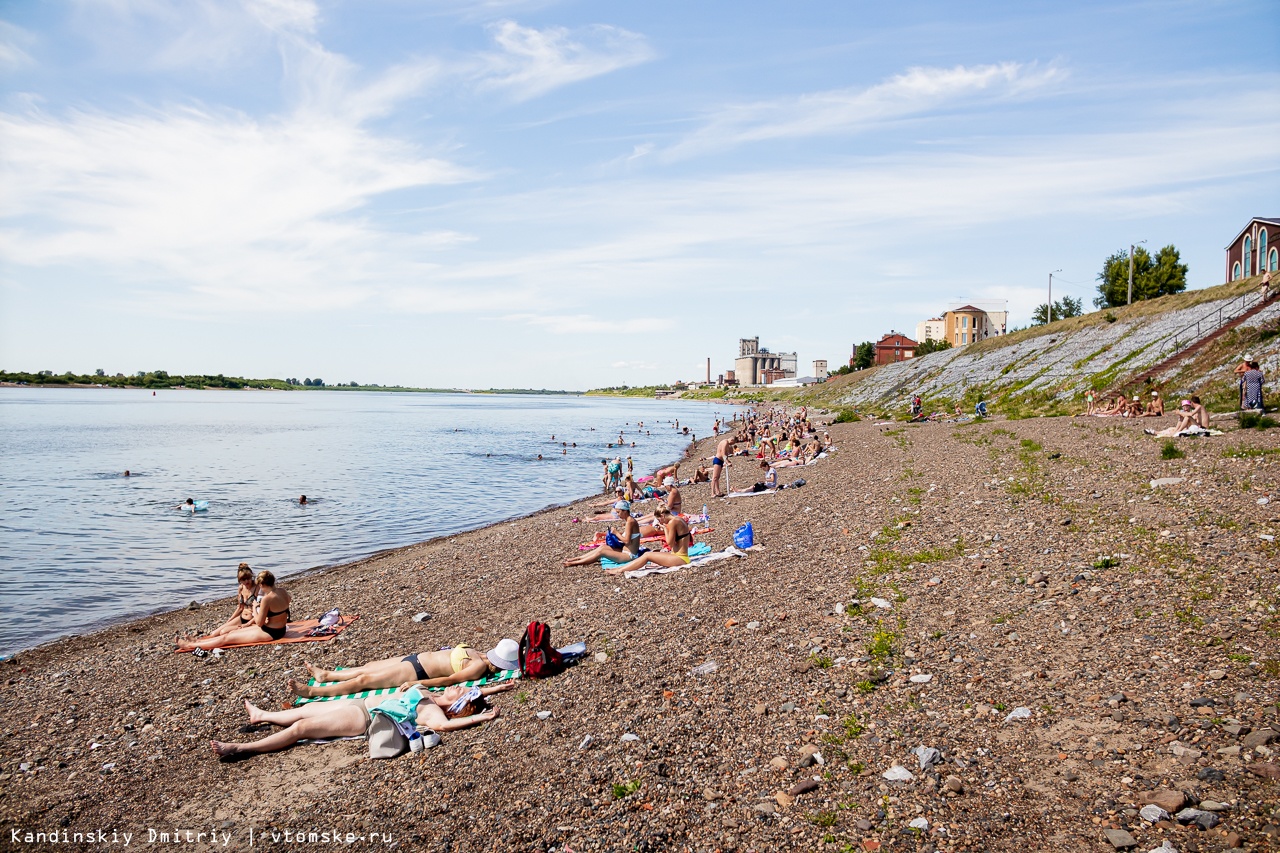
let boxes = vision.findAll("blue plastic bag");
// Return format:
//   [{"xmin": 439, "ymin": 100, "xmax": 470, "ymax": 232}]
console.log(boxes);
[{"xmin": 733, "ymin": 522, "xmax": 754, "ymax": 549}]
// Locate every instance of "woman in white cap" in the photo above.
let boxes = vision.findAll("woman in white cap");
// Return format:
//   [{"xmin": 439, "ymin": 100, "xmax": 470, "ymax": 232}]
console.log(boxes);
[
  {"xmin": 288, "ymin": 639, "xmax": 522, "ymax": 699},
  {"xmin": 564, "ymin": 501, "xmax": 644, "ymax": 567}
]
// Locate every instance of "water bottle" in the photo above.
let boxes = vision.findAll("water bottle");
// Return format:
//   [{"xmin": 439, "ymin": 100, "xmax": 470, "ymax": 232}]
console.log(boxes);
[{"xmin": 703, "ymin": 504, "xmax": 708, "ymax": 525}]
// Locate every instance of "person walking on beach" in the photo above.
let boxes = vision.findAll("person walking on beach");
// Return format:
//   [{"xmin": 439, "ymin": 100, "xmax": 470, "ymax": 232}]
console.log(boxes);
[{"xmin": 711, "ymin": 435, "xmax": 738, "ymax": 498}]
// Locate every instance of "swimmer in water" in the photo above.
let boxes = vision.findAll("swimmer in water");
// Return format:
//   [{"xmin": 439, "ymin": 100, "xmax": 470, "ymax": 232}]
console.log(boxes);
[
  {"xmin": 176, "ymin": 498, "xmax": 195, "ymax": 510},
  {"xmin": 299, "ymin": 495, "xmax": 308, "ymax": 505},
  {"xmin": 537, "ymin": 454, "xmax": 543, "ymax": 460},
  {"xmin": 123, "ymin": 470, "xmax": 131, "ymax": 477}
]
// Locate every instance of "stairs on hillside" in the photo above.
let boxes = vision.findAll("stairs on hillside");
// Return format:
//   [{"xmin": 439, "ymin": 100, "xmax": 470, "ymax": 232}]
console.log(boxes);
[{"xmin": 1125, "ymin": 291, "xmax": 1274, "ymax": 389}]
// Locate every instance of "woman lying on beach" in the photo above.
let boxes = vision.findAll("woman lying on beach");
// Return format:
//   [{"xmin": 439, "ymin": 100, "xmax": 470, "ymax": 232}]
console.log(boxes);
[
  {"xmin": 204, "ymin": 564, "xmax": 259, "ymax": 639},
  {"xmin": 288, "ymin": 638, "xmax": 521, "ymax": 698},
  {"xmin": 177, "ymin": 570, "xmax": 291, "ymax": 651},
  {"xmin": 605, "ymin": 505, "xmax": 691, "ymax": 577},
  {"xmin": 211, "ymin": 681, "xmax": 511, "ymax": 760}
]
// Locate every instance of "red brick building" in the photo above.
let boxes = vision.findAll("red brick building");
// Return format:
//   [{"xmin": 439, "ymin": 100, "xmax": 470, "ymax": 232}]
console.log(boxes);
[
  {"xmin": 873, "ymin": 332, "xmax": 917, "ymax": 366},
  {"xmin": 1226, "ymin": 217, "xmax": 1280, "ymax": 282}
]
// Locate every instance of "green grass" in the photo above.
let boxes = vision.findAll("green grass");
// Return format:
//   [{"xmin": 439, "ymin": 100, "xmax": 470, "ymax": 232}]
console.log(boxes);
[
  {"xmin": 611, "ymin": 779, "xmax": 642, "ymax": 799},
  {"xmin": 866, "ymin": 541, "xmax": 964, "ymax": 573},
  {"xmin": 1223, "ymin": 445, "xmax": 1280, "ymax": 458},
  {"xmin": 1161, "ymin": 440, "xmax": 1185, "ymax": 460},
  {"xmin": 832, "ymin": 408, "xmax": 861, "ymax": 424},
  {"xmin": 1239, "ymin": 412, "xmax": 1277, "ymax": 430},
  {"xmin": 808, "ymin": 811, "xmax": 838, "ymax": 828}
]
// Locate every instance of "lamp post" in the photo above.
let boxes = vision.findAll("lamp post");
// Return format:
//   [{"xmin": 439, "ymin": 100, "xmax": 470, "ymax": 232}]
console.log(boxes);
[
  {"xmin": 1127, "ymin": 240, "xmax": 1146, "ymax": 305},
  {"xmin": 1048, "ymin": 269, "xmax": 1062, "ymax": 323}
]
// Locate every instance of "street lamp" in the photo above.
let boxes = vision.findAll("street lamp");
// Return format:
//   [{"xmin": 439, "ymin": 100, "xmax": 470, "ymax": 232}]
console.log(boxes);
[
  {"xmin": 1127, "ymin": 240, "xmax": 1147, "ymax": 305},
  {"xmin": 1048, "ymin": 269, "xmax": 1062, "ymax": 323}
]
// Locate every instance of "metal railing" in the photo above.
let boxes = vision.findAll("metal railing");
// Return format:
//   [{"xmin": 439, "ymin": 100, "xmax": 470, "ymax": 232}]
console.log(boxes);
[{"xmin": 1167, "ymin": 289, "xmax": 1262, "ymax": 354}]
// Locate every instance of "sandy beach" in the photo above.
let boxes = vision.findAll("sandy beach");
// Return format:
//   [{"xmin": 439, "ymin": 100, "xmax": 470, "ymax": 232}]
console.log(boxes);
[{"xmin": 2, "ymin": 414, "xmax": 1278, "ymax": 852}]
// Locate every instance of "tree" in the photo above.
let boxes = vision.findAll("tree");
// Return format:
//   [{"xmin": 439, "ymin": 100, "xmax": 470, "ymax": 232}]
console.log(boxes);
[
  {"xmin": 853, "ymin": 341, "xmax": 874, "ymax": 370},
  {"xmin": 829, "ymin": 364, "xmax": 854, "ymax": 377},
  {"xmin": 1031, "ymin": 295, "xmax": 1084, "ymax": 325},
  {"xmin": 1094, "ymin": 244, "xmax": 1188, "ymax": 308},
  {"xmin": 916, "ymin": 338, "xmax": 954, "ymax": 356}
]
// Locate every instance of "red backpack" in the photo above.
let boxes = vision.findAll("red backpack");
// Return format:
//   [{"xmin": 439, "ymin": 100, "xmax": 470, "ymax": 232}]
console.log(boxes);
[{"xmin": 518, "ymin": 621, "xmax": 565, "ymax": 679}]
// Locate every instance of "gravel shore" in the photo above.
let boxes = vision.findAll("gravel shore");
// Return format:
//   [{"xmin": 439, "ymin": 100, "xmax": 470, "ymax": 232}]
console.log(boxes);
[{"xmin": 2, "ymin": 415, "xmax": 1278, "ymax": 852}]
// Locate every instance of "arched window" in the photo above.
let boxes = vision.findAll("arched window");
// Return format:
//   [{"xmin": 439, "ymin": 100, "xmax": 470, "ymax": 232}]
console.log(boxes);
[
  {"xmin": 1260, "ymin": 229, "xmax": 1268, "ymax": 267},
  {"xmin": 1244, "ymin": 235, "xmax": 1252, "ymax": 277},
  {"xmin": 1233, "ymin": 261, "xmax": 1242, "ymax": 280},
  {"xmin": 1270, "ymin": 248, "xmax": 1278, "ymax": 272}
]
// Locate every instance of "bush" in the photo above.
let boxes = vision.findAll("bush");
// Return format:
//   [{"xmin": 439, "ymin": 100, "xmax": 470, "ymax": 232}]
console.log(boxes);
[
  {"xmin": 1239, "ymin": 412, "xmax": 1276, "ymax": 430},
  {"xmin": 832, "ymin": 409, "xmax": 861, "ymax": 424},
  {"xmin": 1161, "ymin": 440, "xmax": 1185, "ymax": 459}
]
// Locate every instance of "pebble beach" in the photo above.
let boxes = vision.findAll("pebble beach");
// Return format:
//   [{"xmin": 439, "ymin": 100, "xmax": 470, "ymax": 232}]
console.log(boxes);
[{"xmin": 2, "ymin": 414, "xmax": 1278, "ymax": 853}]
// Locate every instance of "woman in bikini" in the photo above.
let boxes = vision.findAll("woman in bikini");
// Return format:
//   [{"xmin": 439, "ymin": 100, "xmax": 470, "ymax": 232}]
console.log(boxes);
[
  {"xmin": 288, "ymin": 639, "xmax": 520, "ymax": 698},
  {"xmin": 211, "ymin": 681, "xmax": 511, "ymax": 760},
  {"xmin": 566, "ymin": 502, "xmax": 646, "ymax": 567},
  {"xmin": 177, "ymin": 570, "xmax": 291, "ymax": 651},
  {"xmin": 204, "ymin": 563, "xmax": 260, "ymax": 639},
  {"xmin": 605, "ymin": 505, "xmax": 691, "ymax": 576}
]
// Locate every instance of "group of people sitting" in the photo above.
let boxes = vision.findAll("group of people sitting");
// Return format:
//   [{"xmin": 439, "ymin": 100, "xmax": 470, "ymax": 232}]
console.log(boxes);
[{"xmin": 1083, "ymin": 389, "xmax": 1166, "ymax": 418}]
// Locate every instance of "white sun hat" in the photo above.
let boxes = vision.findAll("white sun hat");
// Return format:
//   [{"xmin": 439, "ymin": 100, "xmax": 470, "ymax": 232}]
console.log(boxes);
[{"xmin": 486, "ymin": 638, "xmax": 520, "ymax": 671}]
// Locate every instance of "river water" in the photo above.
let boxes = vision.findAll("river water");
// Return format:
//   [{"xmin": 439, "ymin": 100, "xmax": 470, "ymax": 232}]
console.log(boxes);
[{"xmin": 0, "ymin": 388, "xmax": 722, "ymax": 654}]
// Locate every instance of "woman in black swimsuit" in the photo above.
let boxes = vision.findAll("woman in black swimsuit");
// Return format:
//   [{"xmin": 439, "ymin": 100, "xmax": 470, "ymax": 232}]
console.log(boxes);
[
  {"xmin": 178, "ymin": 570, "xmax": 292, "ymax": 651},
  {"xmin": 204, "ymin": 563, "xmax": 260, "ymax": 639}
]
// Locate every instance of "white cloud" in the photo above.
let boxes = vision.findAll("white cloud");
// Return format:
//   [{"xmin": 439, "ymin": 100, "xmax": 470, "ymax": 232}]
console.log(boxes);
[
  {"xmin": 0, "ymin": 103, "xmax": 477, "ymax": 313},
  {"xmin": 476, "ymin": 20, "xmax": 654, "ymax": 101},
  {"xmin": 664, "ymin": 62, "xmax": 1064, "ymax": 160},
  {"xmin": 0, "ymin": 20, "xmax": 36, "ymax": 69},
  {"xmin": 500, "ymin": 313, "xmax": 665, "ymax": 334}
]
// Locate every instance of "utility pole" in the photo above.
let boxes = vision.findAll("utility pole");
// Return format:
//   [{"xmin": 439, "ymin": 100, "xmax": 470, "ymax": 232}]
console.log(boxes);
[
  {"xmin": 1127, "ymin": 240, "xmax": 1146, "ymax": 305},
  {"xmin": 1048, "ymin": 269, "xmax": 1062, "ymax": 323}
]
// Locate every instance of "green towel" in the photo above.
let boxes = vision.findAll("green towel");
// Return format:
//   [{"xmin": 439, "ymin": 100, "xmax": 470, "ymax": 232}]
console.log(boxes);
[{"xmin": 293, "ymin": 665, "xmax": 521, "ymax": 705}]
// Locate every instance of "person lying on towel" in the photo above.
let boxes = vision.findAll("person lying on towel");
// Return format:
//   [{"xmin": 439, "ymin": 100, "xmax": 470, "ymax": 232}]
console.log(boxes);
[
  {"xmin": 213, "ymin": 681, "xmax": 511, "ymax": 760},
  {"xmin": 288, "ymin": 638, "xmax": 520, "ymax": 698}
]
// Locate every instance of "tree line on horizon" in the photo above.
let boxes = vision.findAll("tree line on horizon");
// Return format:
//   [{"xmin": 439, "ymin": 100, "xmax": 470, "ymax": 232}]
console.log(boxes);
[{"xmin": 0, "ymin": 369, "xmax": 367, "ymax": 390}]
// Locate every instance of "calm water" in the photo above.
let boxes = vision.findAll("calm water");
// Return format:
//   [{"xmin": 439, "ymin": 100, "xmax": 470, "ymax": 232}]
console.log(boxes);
[{"xmin": 0, "ymin": 388, "xmax": 722, "ymax": 655}]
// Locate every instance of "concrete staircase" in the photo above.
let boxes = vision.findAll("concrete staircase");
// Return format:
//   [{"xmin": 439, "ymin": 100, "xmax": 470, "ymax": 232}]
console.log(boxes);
[{"xmin": 1125, "ymin": 290, "xmax": 1273, "ymax": 388}]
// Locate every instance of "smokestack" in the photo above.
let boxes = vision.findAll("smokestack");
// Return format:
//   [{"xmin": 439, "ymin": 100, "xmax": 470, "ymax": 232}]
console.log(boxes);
[{"xmin": 706, "ymin": 357, "xmax": 711, "ymax": 384}]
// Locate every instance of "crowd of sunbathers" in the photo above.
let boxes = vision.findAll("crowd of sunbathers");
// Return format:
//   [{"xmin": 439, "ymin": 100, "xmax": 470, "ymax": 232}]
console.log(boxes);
[
  {"xmin": 188, "ymin": 409, "xmax": 840, "ymax": 760},
  {"xmin": 1081, "ymin": 389, "xmax": 1167, "ymax": 418}
]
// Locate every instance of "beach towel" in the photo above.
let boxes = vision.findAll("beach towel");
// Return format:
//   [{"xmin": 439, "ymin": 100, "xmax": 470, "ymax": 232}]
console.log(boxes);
[
  {"xmin": 176, "ymin": 614, "xmax": 359, "ymax": 654},
  {"xmin": 600, "ymin": 541, "xmax": 712, "ymax": 570},
  {"xmin": 727, "ymin": 488, "xmax": 777, "ymax": 498},
  {"xmin": 293, "ymin": 663, "xmax": 522, "ymax": 705},
  {"xmin": 622, "ymin": 545, "xmax": 748, "ymax": 579}
]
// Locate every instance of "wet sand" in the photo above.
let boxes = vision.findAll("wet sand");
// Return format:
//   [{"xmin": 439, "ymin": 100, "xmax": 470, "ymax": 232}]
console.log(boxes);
[{"xmin": 2, "ymin": 415, "xmax": 1278, "ymax": 852}]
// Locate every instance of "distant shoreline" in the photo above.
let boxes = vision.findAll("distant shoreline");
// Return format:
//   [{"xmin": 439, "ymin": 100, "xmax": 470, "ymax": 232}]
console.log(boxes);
[{"xmin": 0, "ymin": 382, "xmax": 582, "ymax": 395}]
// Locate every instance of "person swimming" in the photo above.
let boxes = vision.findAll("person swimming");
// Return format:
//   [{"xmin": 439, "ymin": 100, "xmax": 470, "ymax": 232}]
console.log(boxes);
[{"xmin": 299, "ymin": 495, "xmax": 308, "ymax": 505}]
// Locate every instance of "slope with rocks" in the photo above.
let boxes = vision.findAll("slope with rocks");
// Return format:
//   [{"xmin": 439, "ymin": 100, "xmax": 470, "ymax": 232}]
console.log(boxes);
[{"xmin": 801, "ymin": 277, "xmax": 1279, "ymax": 417}]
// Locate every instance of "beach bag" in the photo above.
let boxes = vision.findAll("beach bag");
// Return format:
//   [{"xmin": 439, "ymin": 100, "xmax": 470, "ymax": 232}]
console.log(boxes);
[
  {"xmin": 308, "ymin": 608, "xmax": 341, "ymax": 637},
  {"xmin": 367, "ymin": 711, "xmax": 411, "ymax": 759},
  {"xmin": 605, "ymin": 529, "xmax": 624, "ymax": 550},
  {"xmin": 733, "ymin": 522, "xmax": 754, "ymax": 550},
  {"xmin": 519, "ymin": 621, "xmax": 565, "ymax": 679}
]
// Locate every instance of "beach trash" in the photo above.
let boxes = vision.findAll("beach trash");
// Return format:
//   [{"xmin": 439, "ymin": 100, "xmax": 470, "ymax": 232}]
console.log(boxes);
[{"xmin": 733, "ymin": 522, "xmax": 754, "ymax": 550}]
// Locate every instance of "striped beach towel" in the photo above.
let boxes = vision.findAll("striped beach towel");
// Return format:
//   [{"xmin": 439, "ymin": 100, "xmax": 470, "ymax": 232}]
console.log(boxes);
[{"xmin": 293, "ymin": 665, "xmax": 522, "ymax": 705}]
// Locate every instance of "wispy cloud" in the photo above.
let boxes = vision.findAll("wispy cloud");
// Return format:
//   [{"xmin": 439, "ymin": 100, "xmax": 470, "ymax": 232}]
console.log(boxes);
[
  {"xmin": 476, "ymin": 20, "xmax": 654, "ymax": 101},
  {"xmin": 663, "ymin": 62, "xmax": 1064, "ymax": 160},
  {"xmin": 0, "ymin": 20, "xmax": 36, "ymax": 69},
  {"xmin": 500, "ymin": 313, "xmax": 665, "ymax": 334},
  {"xmin": 0, "ymin": 103, "xmax": 477, "ymax": 313}
]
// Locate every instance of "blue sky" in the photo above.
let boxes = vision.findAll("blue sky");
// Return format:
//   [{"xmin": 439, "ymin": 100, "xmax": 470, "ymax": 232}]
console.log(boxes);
[{"xmin": 1, "ymin": 0, "xmax": 1277, "ymax": 389}]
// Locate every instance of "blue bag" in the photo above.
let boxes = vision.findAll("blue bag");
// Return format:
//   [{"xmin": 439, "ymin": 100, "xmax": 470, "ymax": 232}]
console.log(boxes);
[
  {"xmin": 733, "ymin": 522, "xmax": 754, "ymax": 549},
  {"xmin": 605, "ymin": 529, "xmax": 623, "ymax": 550}
]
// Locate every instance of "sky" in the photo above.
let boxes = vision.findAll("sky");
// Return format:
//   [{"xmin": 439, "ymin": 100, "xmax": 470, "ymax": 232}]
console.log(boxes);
[{"xmin": 1, "ymin": 0, "xmax": 1278, "ymax": 390}]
